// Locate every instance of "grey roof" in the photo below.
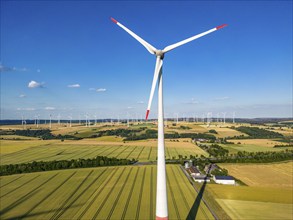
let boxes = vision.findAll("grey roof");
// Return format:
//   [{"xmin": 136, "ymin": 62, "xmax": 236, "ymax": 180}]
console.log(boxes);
[
  {"xmin": 214, "ymin": 176, "xmax": 234, "ymax": 180},
  {"xmin": 193, "ymin": 175, "xmax": 208, "ymax": 180},
  {"xmin": 188, "ymin": 166, "xmax": 200, "ymax": 174}
]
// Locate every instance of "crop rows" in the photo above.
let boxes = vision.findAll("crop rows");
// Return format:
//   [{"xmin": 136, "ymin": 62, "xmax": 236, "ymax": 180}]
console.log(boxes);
[
  {"xmin": 1, "ymin": 141, "xmax": 207, "ymax": 165},
  {"xmin": 0, "ymin": 165, "xmax": 214, "ymax": 219}
]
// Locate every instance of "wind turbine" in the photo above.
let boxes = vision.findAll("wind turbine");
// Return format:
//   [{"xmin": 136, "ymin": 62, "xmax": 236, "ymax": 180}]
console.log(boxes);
[
  {"xmin": 49, "ymin": 114, "xmax": 52, "ymax": 129},
  {"xmin": 111, "ymin": 17, "xmax": 227, "ymax": 220},
  {"xmin": 222, "ymin": 112, "xmax": 226, "ymax": 124}
]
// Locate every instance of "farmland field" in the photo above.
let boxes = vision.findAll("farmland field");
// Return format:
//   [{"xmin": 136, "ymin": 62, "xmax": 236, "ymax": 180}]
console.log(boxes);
[
  {"xmin": 205, "ymin": 184, "xmax": 293, "ymax": 220},
  {"xmin": 219, "ymin": 162, "xmax": 293, "ymax": 188},
  {"xmin": 0, "ymin": 138, "xmax": 208, "ymax": 165},
  {"xmin": 220, "ymin": 141, "xmax": 291, "ymax": 154},
  {"xmin": 0, "ymin": 165, "xmax": 214, "ymax": 220},
  {"xmin": 201, "ymin": 162, "xmax": 293, "ymax": 219},
  {"xmin": 0, "ymin": 139, "xmax": 59, "ymax": 155}
]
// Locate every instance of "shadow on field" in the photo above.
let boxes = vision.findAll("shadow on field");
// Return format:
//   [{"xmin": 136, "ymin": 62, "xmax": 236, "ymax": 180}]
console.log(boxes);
[
  {"xmin": 186, "ymin": 165, "xmax": 212, "ymax": 220},
  {"xmin": 0, "ymin": 189, "xmax": 40, "ymax": 216},
  {"xmin": 186, "ymin": 180, "xmax": 207, "ymax": 220},
  {"xmin": 6, "ymin": 204, "xmax": 83, "ymax": 220}
]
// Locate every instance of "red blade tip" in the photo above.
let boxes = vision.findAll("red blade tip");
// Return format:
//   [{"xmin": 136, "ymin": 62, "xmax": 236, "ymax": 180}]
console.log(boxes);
[
  {"xmin": 145, "ymin": 110, "xmax": 150, "ymax": 120},
  {"xmin": 216, "ymin": 24, "xmax": 228, "ymax": 30},
  {"xmin": 111, "ymin": 17, "xmax": 118, "ymax": 24}
]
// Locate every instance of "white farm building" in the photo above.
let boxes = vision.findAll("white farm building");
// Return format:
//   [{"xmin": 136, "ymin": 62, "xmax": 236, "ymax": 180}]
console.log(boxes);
[{"xmin": 213, "ymin": 176, "xmax": 235, "ymax": 185}]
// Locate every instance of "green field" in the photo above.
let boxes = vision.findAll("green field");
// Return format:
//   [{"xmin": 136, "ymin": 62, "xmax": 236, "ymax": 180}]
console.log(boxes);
[
  {"xmin": 0, "ymin": 138, "xmax": 207, "ymax": 165},
  {"xmin": 220, "ymin": 143, "xmax": 290, "ymax": 154},
  {"xmin": 205, "ymin": 184, "xmax": 293, "ymax": 220},
  {"xmin": 203, "ymin": 162, "xmax": 293, "ymax": 219},
  {"xmin": 0, "ymin": 165, "xmax": 213, "ymax": 220}
]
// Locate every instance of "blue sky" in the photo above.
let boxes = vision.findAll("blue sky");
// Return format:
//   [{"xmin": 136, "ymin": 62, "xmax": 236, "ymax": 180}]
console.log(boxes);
[{"xmin": 1, "ymin": 1, "xmax": 292, "ymax": 120}]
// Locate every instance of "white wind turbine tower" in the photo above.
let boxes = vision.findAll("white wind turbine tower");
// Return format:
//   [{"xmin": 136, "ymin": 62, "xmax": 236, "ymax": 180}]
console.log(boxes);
[
  {"xmin": 58, "ymin": 114, "xmax": 61, "ymax": 125},
  {"xmin": 21, "ymin": 115, "xmax": 27, "ymax": 129},
  {"xmin": 49, "ymin": 114, "xmax": 52, "ymax": 129},
  {"xmin": 85, "ymin": 114, "xmax": 89, "ymax": 127},
  {"xmin": 36, "ymin": 115, "xmax": 39, "ymax": 128},
  {"xmin": 232, "ymin": 111, "xmax": 236, "ymax": 123},
  {"xmin": 222, "ymin": 112, "xmax": 226, "ymax": 124},
  {"xmin": 111, "ymin": 17, "xmax": 227, "ymax": 220}
]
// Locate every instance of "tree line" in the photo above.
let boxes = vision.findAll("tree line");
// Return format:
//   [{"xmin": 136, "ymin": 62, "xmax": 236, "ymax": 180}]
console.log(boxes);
[
  {"xmin": 1, "ymin": 129, "xmax": 81, "ymax": 140},
  {"xmin": 89, "ymin": 128, "xmax": 216, "ymax": 141},
  {"xmin": 0, "ymin": 156, "xmax": 136, "ymax": 176},
  {"xmin": 198, "ymin": 144, "xmax": 229, "ymax": 157},
  {"xmin": 232, "ymin": 126, "xmax": 284, "ymax": 139}
]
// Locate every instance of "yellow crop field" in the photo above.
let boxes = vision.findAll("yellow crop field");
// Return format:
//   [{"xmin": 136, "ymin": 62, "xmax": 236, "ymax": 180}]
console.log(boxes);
[
  {"xmin": 0, "ymin": 139, "xmax": 59, "ymax": 155},
  {"xmin": 219, "ymin": 162, "xmax": 293, "ymax": 188},
  {"xmin": 205, "ymin": 183, "xmax": 293, "ymax": 220},
  {"xmin": 217, "ymin": 199, "xmax": 292, "ymax": 220},
  {"xmin": 0, "ymin": 137, "xmax": 208, "ymax": 165},
  {"xmin": 228, "ymin": 139, "xmax": 287, "ymax": 147},
  {"xmin": 0, "ymin": 165, "xmax": 213, "ymax": 220}
]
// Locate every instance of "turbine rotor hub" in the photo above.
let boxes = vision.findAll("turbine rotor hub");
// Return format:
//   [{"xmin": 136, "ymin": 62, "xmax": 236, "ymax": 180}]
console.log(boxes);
[{"xmin": 155, "ymin": 50, "xmax": 164, "ymax": 59}]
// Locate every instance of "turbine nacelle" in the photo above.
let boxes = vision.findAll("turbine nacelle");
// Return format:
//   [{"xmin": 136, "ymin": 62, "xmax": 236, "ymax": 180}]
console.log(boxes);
[{"xmin": 154, "ymin": 50, "xmax": 165, "ymax": 59}]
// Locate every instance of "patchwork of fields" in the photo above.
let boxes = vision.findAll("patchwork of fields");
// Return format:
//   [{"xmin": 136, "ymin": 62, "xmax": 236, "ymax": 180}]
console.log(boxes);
[
  {"xmin": 220, "ymin": 140, "xmax": 291, "ymax": 154},
  {"xmin": 0, "ymin": 138, "xmax": 208, "ymax": 165},
  {"xmin": 0, "ymin": 165, "xmax": 213, "ymax": 220},
  {"xmin": 205, "ymin": 162, "xmax": 293, "ymax": 219},
  {"xmin": 220, "ymin": 162, "xmax": 293, "ymax": 188}
]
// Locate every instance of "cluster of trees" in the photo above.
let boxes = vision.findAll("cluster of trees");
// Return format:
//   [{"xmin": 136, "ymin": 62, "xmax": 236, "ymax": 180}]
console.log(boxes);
[
  {"xmin": 233, "ymin": 126, "xmax": 283, "ymax": 139},
  {"xmin": 211, "ymin": 168, "xmax": 228, "ymax": 176},
  {"xmin": 90, "ymin": 128, "xmax": 147, "ymax": 140},
  {"xmin": 274, "ymin": 144, "xmax": 293, "ymax": 148},
  {"xmin": 179, "ymin": 125, "xmax": 191, "ymax": 130},
  {"xmin": 0, "ymin": 156, "xmax": 136, "ymax": 176},
  {"xmin": 199, "ymin": 144, "xmax": 229, "ymax": 157},
  {"xmin": 208, "ymin": 129, "xmax": 218, "ymax": 134},
  {"xmin": 1, "ymin": 129, "xmax": 80, "ymax": 140},
  {"xmin": 89, "ymin": 127, "xmax": 216, "ymax": 141},
  {"xmin": 213, "ymin": 150, "xmax": 293, "ymax": 163}
]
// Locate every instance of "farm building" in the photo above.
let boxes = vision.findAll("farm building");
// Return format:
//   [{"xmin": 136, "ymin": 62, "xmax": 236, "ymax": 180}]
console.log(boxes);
[
  {"xmin": 213, "ymin": 176, "xmax": 235, "ymax": 185},
  {"xmin": 184, "ymin": 160, "xmax": 193, "ymax": 169},
  {"xmin": 193, "ymin": 175, "xmax": 210, "ymax": 183},
  {"xmin": 187, "ymin": 166, "xmax": 201, "ymax": 177}
]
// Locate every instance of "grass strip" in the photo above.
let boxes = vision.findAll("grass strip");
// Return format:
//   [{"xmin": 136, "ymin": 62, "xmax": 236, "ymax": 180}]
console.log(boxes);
[
  {"xmin": 92, "ymin": 167, "xmax": 126, "ymax": 219},
  {"xmin": 49, "ymin": 170, "xmax": 94, "ymax": 220},
  {"xmin": 135, "ymin": 167, "xmax": 146, "ymax": 219},
  {"xmin": 121, "ymin": 168, "xmax": 139, "ymax": 220},
  {"xmin": 106, "ymin": 168, "xmax": 133, "ymax": 220}
]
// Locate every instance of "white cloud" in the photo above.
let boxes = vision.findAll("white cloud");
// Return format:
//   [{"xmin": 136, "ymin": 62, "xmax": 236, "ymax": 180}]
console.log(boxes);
[
  {"xmin": 127, "ymin": 106, "xmax": 134, "ymax": 109},
  {"xmin": 68, "ymin": 84, "xmax": 80, "ymax": 88},
  {"xmin": 96, "ymin": 88, "xmax": 106, "ymax": 92},
  {"xmin": 17, "ymin": 107, "xmax": 35, "ymax": 111},
  {"xmin": 45, "ymin": 107, "xmax": 55, "ymax": 110},
  {"xmin": 28, "ymin": 80, "xmax": 43, "ymax": 88},
  {"xmin": 19, "ymin": 94, "xmax": 26, "ymax": 98},
  {"xmin": 214, "ymin": 96, "xmax": 230, "ymax": 101},
  {"xmin": 0, "ymin": 65, "xmax": 28, "ymax": 72},
  {"xmin": 137, "ymin": 101, "xmax": 144, "ymax": 104},
  {"xmin": 184, "ymin": 98, "xmax": 199, "ymax": 104}
]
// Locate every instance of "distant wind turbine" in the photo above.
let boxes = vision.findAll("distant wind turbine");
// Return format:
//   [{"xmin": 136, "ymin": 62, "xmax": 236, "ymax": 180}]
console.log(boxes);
[{"xmin": 111, "ymin": 17, "xmax": 227, "ymax": 220}]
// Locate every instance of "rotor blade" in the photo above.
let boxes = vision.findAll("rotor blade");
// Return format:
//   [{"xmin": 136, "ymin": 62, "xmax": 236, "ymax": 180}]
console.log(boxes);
[
  {"xmin": 111, "ymin": 17, "xmax": 157, "ymax": 54},
  {"xmin": 163, "ymin": 24, "xmax": 227, "ymax": 53},
  {"xmin": 146, "ymin": 57, "xmax": 163, "ymax": 120}
]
